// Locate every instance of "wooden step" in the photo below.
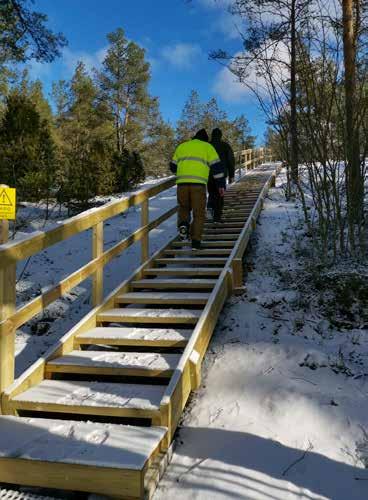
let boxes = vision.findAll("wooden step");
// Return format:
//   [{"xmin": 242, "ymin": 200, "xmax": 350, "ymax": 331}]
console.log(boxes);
[
  {"xmin": 204, "ymin": 222, "xmax": 243, "ymax": 228},
  {"xmin": 131, "ymin": 278, "xmax": 217, "ymax": 290},
  {"xmin": 76, "ymin": 327, "xmax": 192, "ymax": 347},
  {"xmin": 172, "ymin": 241, "xmax": 234, "ymax": 248},
  {"xmin": 204, "ymin": 228, "xmax": 241, "ymax": 234},
  {"xmin": 156, "ymin": 257, "xmax": 227, "ymax": 265},
  {"xmin": 164, "ymin": 248, "xmax": 232, "ymax": 256},
  {"xmin": 10, "ymin": 380, "xmax": 166, "ymax": 419},
  {"xmin": 115, "ymin": 292, "xmax": 210, "ymax": 305},
  {"xmin": 143, "ymin": 267, "xmax": 222, "ymax": 277},
  {"xmin": 97, "ymin": 308, "xmax": 202, "ymax": 324},
  {"xmin": 203, "ymin": 234, "xmax": 238, "ymax": 241},
  {"xmin": 206, "ymin": 218, "xmax": 246, "ymax": 223},
  {"xmin": 0, "ymin": 415, "xmax": 167, "ymax": 498},
  {"xmin": 46, "ymin": 350, "xmax": 181, "ymax": 378}
]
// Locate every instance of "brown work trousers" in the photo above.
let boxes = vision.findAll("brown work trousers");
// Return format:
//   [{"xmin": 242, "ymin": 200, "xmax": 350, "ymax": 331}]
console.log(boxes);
[{"xmin": 177, "ymin": 183, "xmax": 206, "ymax": 242}]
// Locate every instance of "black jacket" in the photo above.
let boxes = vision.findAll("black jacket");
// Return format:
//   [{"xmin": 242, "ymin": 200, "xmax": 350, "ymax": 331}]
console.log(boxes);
[{"xmin": 210, "ymin": 139, "xmax": 235, "ymax": 181}]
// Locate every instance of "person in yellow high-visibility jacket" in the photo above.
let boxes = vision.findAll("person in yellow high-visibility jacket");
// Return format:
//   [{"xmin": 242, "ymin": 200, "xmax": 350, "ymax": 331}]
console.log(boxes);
[{"xmin": 170, "ymin": 129, "xmax": 225, "ymax": 249}]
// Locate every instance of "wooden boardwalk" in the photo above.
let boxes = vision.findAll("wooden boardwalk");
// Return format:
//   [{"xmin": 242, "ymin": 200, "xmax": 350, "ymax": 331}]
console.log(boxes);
[{"xmin": 0, "ymin": 164, "xmax": 279, "ymax": 499}]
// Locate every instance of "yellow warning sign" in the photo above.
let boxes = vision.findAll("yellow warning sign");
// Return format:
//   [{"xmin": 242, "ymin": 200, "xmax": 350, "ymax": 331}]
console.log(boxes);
[{"xmin": 0, "ymin": 186, "xmax": 16, "ymax": 220}]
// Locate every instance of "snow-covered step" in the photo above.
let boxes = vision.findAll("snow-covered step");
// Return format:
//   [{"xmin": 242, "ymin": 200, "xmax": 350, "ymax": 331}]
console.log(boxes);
[
  {"xmin": 205, "ymin": 217, "xmax": 246, "ymax": 223},
  {"xmin": 204, "ymin": 222, "xmax": 243, "ymax": 229},
  {"xmin": 155, "ymin": 257, "xmax": 228, "ymax": 265},
  {"xmin": 204, "ymin": 228, "xmax": 241, "ymax": 234},
  {"xmin": 164, "ymin": 248, "xmax": 232, "ymax": 256},
  {"xmin": 143, "ymin": 267, "xmax": 222, "ymax": 277},
  {"xmin": 46, "ymin": 350, "xmax": 180, "ymax": 377},
  {"xmin": 203, "ymin": 234, "xmax": 239, "ymax": 240},
  {"xmin": 131, "ymin": 278, "xmax": 217, "ymax": 290},
  {"xmin": 172, "ymin": 240, "xmax": 234, "ymax": 248},
  {"xmin": 0, "ymin": 416, "xmax": 167, "ymax": 498},
  {"xmin": 97, "ymin": 308, "xmax": 202, "ymax": 324},
  {"xmin": 75, "ymin": 327, "xmax": 192, "ymax": 348},
  {"xmin": 10, "ymin": 380, "xmax": 166, "ymax": 419},
  {"xmin": 115, "ymin": 292, "xmax": 210, "ymax": 305}
]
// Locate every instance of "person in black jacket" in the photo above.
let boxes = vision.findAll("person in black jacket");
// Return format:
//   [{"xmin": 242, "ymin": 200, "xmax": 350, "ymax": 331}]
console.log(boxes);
[{"xmin": 208, "ymin": 128, "xmax": 235, "ymax": 222}]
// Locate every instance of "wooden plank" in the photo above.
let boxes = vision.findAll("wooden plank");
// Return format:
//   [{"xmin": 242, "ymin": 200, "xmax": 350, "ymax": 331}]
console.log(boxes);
[
  {"xmin": 203, "ymin": 234, "xmax": 239, "ymax": 241},
  {"xmin": 141, "ymin": 198, "xmax": 149, "ymax": 264},
  {"xmin": 131, "ymin": 279, "xmax": 217, "ymax": 290},
  {"xmin": 0, "ymin": 416, "xmax": 168, "ymax": 497},
  {"xmin": 97, "ymin": 308, "xmax": 202, "ymax": 324},
  {"xmin": 92, "ymin": 221, "xmax": 104, "ymax": 307},
  {"xmin": 172, "ymin": 241, "xmax": 234, "ymax": 248},
  {"xmin": 204, "ymin": 228, "xmax": 241, "ymax": 234},
  {"xmin": 143, "ymin": 267, "xmax": 222, "ymax": 277},
  {"xmin": 75, "ymin": 327, "xmax": 192, "ymax": 348},
  {"xmin": 115, "ymin": 292, "xmax": 210, "ymax": 305},
  {"xmin": 11, "ymin": 380, "xmax": 165, "ymax": 419},
  {"xmin": 46, "ymin": 350, "xmax": 181, "ymax": 378},
  {"xmin": 164, "ymin": 248, "xmax": 232, "ymax": 256},
  {"xmin": 156, "ymin": 257, "xmax": 227, "ymax": 265}
]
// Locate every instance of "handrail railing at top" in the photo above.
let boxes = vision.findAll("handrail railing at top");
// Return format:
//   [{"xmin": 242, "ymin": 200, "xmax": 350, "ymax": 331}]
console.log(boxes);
[{"xmin": 0, "ymin": 176, "xmax": 176, "ymax": 268}]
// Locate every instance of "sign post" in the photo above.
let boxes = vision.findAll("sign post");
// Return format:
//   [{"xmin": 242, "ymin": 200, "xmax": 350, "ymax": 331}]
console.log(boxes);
[{"xmin": 0, "ymin": 184, "xmax": 17, "ymax": 401}]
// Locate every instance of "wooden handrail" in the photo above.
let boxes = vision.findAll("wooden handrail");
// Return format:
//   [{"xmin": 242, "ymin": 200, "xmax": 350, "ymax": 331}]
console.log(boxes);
[
  {"xmin": 0, "ymin": 176, "xmax": 177, "ymax": 394},
  {"xmin": 0, "ymin": 176, "xmax": 175, "ymax": 268}
]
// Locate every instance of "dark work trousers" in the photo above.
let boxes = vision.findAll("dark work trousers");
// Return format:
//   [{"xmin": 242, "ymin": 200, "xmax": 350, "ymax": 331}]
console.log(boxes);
[
  {"xmin": 177, "ymin": 183, "xmax": 207, "ymax": 242},
  {"xmin": 207, "ymin": 176, "xmax": 224, "ymax": 222}
]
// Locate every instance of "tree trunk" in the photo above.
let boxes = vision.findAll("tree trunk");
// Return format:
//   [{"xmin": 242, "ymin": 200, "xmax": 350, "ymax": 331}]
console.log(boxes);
[
  {"xmin": 289, "ymin": 0, "xmax": 299, "ymax": 183},
  {"xmin": 342, "ymin": 0, "xmax": 362, "ymax": 238}
]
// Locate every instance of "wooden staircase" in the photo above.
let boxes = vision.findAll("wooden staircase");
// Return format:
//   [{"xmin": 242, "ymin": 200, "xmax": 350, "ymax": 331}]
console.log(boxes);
[{"xmin": 0, "ymin": 165, "xmax": 279, "ymax": 499}]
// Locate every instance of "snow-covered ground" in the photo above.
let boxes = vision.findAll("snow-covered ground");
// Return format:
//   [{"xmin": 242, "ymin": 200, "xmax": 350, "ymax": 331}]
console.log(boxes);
[
  {"xmin": 155, "ymin": 171, "xmax": 368, "ymax": 500},
  {"xmin": 12, "ymin": 178, "xmax": 178, "ymax": 377}
]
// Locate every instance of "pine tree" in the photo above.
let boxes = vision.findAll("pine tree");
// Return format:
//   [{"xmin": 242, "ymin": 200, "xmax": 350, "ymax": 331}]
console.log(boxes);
[
  {"xmin": 0, "ymin": 0, "xmax": 67, "ymax": 64},
  {"xmin": 141, "ymin": 97, "xmax": 175, "ymax": 177},
  {"xmin": 96, "ymin": 28, "xmax": 151, "ymax": 154},
  {"xmin": 55, "ymin": 62, "xmax": 114, "ymax": 211},
  {"xmin": 176, "ymin": 90, "xmax": 202, "ymax": 141},
  {"xmin": 0, "ymin": 87, "xmax": 56, "ymax": 202}
]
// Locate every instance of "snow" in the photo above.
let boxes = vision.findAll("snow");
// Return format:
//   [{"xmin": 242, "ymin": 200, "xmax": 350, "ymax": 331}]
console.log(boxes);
[
  {"xmin": 0, "ymin": 416, "xmax": 166, "ymax": 470},
  {"xmin": 13, "ymin": 380, "xmax": 165, "ymax": 410},
  {"xmin": 77, "ymin": 326, "xmax": 192, "ymax": 342},
  {"xmin": 155, "ymin": 170, "xmax": 368, "ymax": 500},
  {"xmin": 49, "ymin": 350, "xmax": 180, "ymax": 371}
]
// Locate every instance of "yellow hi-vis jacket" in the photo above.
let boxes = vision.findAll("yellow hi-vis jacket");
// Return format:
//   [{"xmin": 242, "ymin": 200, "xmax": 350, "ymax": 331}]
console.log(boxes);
[{"xmin": 170, "ymin": 139, "xmax": 225, "ymax": 186}]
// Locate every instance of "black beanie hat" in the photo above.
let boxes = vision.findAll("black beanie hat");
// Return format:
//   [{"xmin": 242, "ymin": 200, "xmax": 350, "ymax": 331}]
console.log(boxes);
[
  {"xmin": 193, "ymin": 128, "xmax": 209, "ymax": 142},
  {"xmin": 211, "ymin": 128, "xmax": 222, "ymax": 141}
]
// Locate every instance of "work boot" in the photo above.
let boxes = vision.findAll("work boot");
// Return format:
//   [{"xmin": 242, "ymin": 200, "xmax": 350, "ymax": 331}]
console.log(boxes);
[
  {"xmin": 179, "ymin": 223, "xmax": 189, "ymax": 241},
  {"xmin": 191, "ymin": 239, "xmax": 201, "ymax": 250}
]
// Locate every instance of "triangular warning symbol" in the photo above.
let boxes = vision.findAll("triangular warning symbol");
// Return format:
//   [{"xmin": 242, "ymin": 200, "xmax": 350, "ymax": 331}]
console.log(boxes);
[{"xmin": 0, "ymin": 189, "xmax": 13, "ymax": 206}]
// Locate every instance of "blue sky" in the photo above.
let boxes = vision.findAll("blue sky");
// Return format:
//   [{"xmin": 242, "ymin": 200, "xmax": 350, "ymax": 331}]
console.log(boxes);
[{"xmin": 28, "ymin": 0, "xmax": 267, "ymax": 143}]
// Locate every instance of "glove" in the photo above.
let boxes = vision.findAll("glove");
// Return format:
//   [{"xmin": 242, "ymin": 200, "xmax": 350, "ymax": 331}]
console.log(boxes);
[{"xmin": 218, "ymin": 187, "xmax": 225, "ymax": 197}]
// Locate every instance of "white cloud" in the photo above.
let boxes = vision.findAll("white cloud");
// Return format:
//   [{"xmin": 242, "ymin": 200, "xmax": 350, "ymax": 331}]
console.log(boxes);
[
  {"xmin": 213, "ymin": 43, "xmax": 290, "ymax": 103},
  {"xmin": 213, "ymin": 65, "xmax": 251, "ymax": 103},
  {"xmin": 27, "ymin": 60, "xmax": 52, "ymax": 80},
  {"xmin": 61, "ymin": 46, "xmax": 108, "ymax": 75},
  {"xmin": 161, "ymin": 43, "xmax": 202, "ymax": 70}
]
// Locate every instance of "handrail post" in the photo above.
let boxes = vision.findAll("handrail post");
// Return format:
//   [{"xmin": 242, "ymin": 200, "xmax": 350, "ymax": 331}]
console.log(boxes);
[
  {"xmin": 0, "ymin": 213, "xmax": 16, "ymax": 405},
  {"xmin": 92, "ymin": 221, "xmax": 104, "ymax": 306},
  {"xmin": 141, "ymin": 199, "xmax": 149, "ymax": 264}
]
